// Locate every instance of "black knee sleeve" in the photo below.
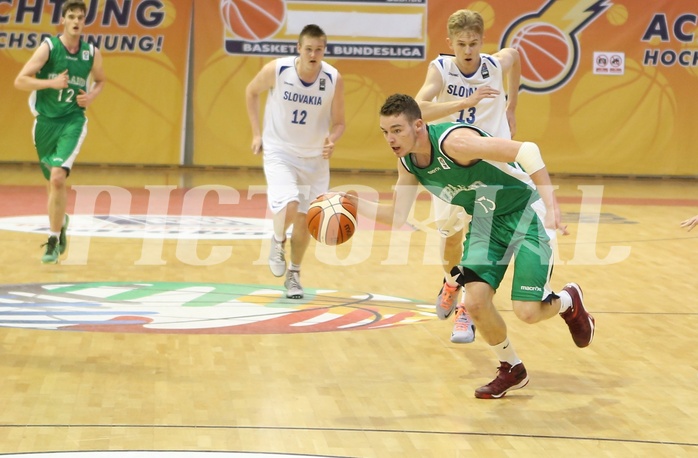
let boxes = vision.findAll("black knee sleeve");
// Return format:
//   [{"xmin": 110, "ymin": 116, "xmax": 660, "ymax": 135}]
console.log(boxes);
[{"xmin": 450, "ymin": 265, "xmax": 486, "ymax": 287}]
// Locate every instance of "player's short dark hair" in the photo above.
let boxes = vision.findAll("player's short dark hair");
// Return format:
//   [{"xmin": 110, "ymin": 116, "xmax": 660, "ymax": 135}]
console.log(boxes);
[
  {"xmin": 62, "ymin": 0, "xmax": 87, "ymax": 17},
  {"xmin": 380, "ymin": 94, "xmax": 423, "ymax": 122},
  {"xmin": 299, "ymin": 24, "xmax": 327, "ymax": 44}
]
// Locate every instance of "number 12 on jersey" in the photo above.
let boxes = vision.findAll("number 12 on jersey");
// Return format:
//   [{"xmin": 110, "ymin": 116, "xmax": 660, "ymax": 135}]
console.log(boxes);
[
  {"xmin": 291, "ymin": 109, "xmax": 307, "ymax": 125},
  {"xmin": 58, "ymin": 88, "xmax": 75, "ymax": 103}
]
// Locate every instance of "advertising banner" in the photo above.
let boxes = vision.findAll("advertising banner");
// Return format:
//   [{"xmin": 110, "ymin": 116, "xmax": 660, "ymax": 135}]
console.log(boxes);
[
  {"xmin": 0, "ymin": 0, "xmax": 192, "ymax": 166},
  {"xmin": 1, "ymin": 1, "xmax": 696, "ymax": 176},
  {"xmin": 193, "ymin": 0, "xmax": 698, "ymax": 176}
]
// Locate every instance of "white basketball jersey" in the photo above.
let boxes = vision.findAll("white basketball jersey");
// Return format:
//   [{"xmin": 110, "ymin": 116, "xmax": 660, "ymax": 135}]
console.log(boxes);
[
  {"xmin": 263, "ymin": 56, "xmax": 338, "ymax": 157},
  {"xmin": 430, "ymin": 53, "xmax": 511, "ymax": 139}
]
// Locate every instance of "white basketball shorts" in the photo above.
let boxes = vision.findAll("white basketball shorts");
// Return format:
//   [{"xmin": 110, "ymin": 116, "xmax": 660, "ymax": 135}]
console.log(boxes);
[{"xmin": 263, "ymin": 150, "xmax": 330, "ymax": 215}]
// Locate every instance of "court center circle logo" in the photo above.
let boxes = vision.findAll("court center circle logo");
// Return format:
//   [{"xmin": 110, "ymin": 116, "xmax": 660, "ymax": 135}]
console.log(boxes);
[{"xmin": 0, "ymin": 282, "xmax": 436, "ymax": 334}]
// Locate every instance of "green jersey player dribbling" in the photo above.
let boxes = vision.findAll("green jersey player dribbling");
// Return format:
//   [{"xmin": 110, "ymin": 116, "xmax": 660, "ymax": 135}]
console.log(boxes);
[
  {"xmin": 347, "ymin": 94, "xmax": 595, "ymax": 399},
  {"xmin": 14, "ymin": 0, "xmax": 106, "ymax": 264}
]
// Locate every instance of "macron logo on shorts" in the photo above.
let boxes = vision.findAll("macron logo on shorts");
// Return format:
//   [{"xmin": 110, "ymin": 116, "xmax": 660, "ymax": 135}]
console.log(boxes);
[{"xmin": 520, "ymin": 285, "xmax": 542, "ymax": 292}]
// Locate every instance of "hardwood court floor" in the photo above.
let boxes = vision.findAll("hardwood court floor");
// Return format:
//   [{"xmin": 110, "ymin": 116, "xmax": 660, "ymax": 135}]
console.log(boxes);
[{"xmin": 0, "ymin": 164, "xmax": 697, "ymax": 457}]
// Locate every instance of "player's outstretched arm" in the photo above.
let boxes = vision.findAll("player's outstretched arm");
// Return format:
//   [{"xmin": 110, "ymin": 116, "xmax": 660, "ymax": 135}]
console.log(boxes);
[{"xmin": 345, "ymin": 160, "xmax": 418, "ymax": 228}]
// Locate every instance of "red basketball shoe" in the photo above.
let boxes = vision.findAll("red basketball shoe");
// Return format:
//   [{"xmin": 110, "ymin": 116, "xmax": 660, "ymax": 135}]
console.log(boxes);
[
  {"xmin": 475, "ymin": 361, "xmax": 529, "ymax": 399},
  {"xmin": 560, "ymin": 283, "xmax": 595, "ymax": 348}
]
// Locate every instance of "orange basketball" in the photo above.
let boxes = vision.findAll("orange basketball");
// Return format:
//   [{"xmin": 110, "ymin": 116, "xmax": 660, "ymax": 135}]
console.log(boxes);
[
  {"xmin": 510, "ymin": 22, "xmax": 571, "ymax": 84},
  {"xmin": 220, "ymin": 0, "xmax": 285, "ymax": 41},
  {"xmin": 306, "ymin": 193, "xmax": 357, "ymax": 246}
]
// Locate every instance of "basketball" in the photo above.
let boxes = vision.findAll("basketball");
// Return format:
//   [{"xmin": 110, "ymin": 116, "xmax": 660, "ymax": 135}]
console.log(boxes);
[
  {"xmin": 306, "ymin": 193, "xmax": 357, "ymax": 246},
  {"xmin": 220, "ymin": 0, "xmax": 285, "ymax": 41}
]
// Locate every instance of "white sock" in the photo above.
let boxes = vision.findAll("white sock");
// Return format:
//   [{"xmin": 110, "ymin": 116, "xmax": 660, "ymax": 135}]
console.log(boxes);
[
  {"xmin": 558, "ymin": 290, "xmax": 572, "ymax": 314},
  {"xmin": 290, "ymin": 263, "xmax": 301, "ymax": 272},
  {"xmin": 273, "ymin": 234, "xmax": 286, "ymax": 243},
  {"xmin": 49, "ymin": 231, "xmax": 60, "ymax": 238},
  {"xmin": 491, "ymin": 338, "xmax": 521, "ymax": 366}
]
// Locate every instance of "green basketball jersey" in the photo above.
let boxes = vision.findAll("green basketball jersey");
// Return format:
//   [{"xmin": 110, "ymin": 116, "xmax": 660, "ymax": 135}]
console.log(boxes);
[
  {"xmin": 30, "ymin": 36, "xmax": 94, "ymax": 119},
  {"xmin": 400, "ymin": 122, "xmax": 539, "ymax": 217}
]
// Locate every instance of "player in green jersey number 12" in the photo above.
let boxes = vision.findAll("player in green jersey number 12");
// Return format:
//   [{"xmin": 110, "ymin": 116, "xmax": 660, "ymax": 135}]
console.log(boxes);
[{"xmin": 14, "ymin": 0, "xmax": 106, "ymax": 264}]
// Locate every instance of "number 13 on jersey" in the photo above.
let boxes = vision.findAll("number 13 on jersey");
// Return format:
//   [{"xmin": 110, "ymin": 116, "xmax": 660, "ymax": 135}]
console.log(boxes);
[{"xmin": 457, "ymin": 107, "xmax": 476, "ymax": 124}]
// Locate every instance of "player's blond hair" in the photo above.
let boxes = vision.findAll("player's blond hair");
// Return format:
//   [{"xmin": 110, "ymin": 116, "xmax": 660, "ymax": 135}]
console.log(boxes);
[{"xmin": 447, "ymin": 9, "xmax": 484, "ymax": 38}]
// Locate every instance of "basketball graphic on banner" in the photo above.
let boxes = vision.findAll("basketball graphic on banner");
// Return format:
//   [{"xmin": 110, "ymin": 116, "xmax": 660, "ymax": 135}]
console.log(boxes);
[
  {"xmin": 220, "ymin": 0, "xmax": 286, "ymax": 41},
  {"xmin": 510, "ymin": 22, "xmax": 572, "ymax": 86},
  {"xmin": 569, "ymin": 59, "xmax": 676, "ymax": 173}
]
